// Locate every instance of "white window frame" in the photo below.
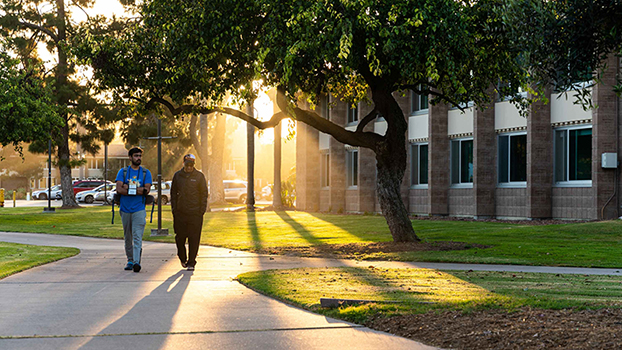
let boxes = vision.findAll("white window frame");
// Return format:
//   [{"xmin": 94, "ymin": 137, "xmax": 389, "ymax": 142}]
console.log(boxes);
[
  {"xmin": 346, "ymin": 149, "xmax": 358, "ymax": 188},
  {"xmin": 320, "ymin": 152, "xmax": 330, "ymax": 188},
  {"xmin": 553, "ymin": 125, "xmax": 593, "ymax": 188},
  {"xmin": 88, "ymin": 159, "xmax": 100, "ymax": 170},
  {"xmin": 410, "ymin": 86, "xmax": 429, "ymax": 116},
  {"xmin": 321, "ymin": 95, "xmax": 330, "ymax": 120},
  {"xmin": 450, "ymin": 137, "xmax": 474, "ymax": 188},
  {"xmin": 410, "ymin": 143, "xmax": 429, "ymax": 189},
  {"xmin": 497, "ymin": 132, "xmax": 527, "ymax": 188},
  {"xmin": 347, "ymin": 103, "xmax": 359, "ymax": 124}
]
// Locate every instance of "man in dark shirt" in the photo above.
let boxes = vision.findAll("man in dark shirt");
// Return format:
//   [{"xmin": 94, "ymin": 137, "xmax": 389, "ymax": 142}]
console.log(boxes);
[{"xmin": 171, "ymin": 154, "xmax": 208, "ymax": 271}]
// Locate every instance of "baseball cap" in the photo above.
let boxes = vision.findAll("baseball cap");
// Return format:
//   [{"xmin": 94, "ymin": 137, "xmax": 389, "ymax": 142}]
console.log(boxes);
[{"xmin": 183, "ymin": 154, "xmax": 196, "ymax": 163}]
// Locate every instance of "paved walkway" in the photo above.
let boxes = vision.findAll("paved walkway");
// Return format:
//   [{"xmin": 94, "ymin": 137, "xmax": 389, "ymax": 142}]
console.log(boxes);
[
  {"xmin": 2, "ymin": 232, "xmax": 621, "ymax": 350},
  {"xmin": 0, "ymin": 232, "xmax": 434, "ymax": 350}
]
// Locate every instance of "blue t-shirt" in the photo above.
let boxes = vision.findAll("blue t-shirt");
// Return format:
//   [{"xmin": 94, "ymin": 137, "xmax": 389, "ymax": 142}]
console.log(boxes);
[{"xmin": 115, "ymin": 166, "xmax": 153, "ymax": 213}]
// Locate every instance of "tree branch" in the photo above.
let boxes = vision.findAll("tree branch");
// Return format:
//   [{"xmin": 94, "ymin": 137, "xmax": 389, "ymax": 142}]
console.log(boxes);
[
  {"xmin": 293, "ymin": 107, "xmax": 381, "ymax": 150},
  {"xmin": 17, "ymin": 21, "xmax": 58, "ymax": 43},
  {"xmin": 399, "ymin": 84, "xmax": 468, "ymax": 112},
  {"xmin": 146, "ymin": 96, "xmax": 287, "ymax": 129},
  {"xmin": 355, "ymin": 108, "xmax": 379, "ymax": 133}
]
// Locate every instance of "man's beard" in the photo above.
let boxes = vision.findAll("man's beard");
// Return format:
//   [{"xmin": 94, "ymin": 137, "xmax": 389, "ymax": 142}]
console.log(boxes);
[{"xmin": 132, "ymin": 159, "xmax": 141, "ymax": 166}]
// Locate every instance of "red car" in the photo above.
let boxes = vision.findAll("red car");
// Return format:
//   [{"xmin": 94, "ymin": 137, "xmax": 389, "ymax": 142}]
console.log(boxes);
[{"xmin": 72, "ymin": 180, "xmax": 109, "ymax": 195}]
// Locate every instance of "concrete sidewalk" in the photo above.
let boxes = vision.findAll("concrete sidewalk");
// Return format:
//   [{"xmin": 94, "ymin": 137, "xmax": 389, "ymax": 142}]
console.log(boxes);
[{"xmin": 0, "ymin": 232, "xmax": 435, "ymax": 350}]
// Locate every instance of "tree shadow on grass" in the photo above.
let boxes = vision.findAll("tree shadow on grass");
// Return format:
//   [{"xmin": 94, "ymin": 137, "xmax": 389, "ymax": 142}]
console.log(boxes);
[
  {"xmin": 275, "ymin": 210, "xmax": 323, "ymax": 246},
  {"xmin": 306, "ymin": 212, "xmax": 394, "ymax": 242},
  {"xmin": 246, "ymin": 211, "xmax": 262, "ymax": 250}
]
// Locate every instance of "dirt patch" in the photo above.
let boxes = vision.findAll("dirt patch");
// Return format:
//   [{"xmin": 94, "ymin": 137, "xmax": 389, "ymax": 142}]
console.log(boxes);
[
  {"xmin": 256, "ymin": 241, "xmax": 489, "ymax": 259},
  {"xmin": 367, "ymin": 307, "xmax": 622, "ymax": 349}
]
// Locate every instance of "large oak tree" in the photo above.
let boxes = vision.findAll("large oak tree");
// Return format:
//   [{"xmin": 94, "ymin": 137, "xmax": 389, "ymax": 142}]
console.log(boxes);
[{"xmin": 79, "ymin": 0, "xmax": 622, "ymax": 241}]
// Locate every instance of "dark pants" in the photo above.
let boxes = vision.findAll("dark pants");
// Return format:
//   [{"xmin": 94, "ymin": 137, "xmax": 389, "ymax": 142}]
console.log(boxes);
[{"xmin": 173, "ymin": 214, "xmax": 203, "ymax": 267}]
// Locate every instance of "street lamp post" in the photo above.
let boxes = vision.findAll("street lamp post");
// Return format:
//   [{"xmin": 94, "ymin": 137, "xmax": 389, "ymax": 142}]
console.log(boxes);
[
  {"xmin": 43, "ymin": 139, "xmax": 55, "ymax": 213},
  {"xmin": 103, "ymin": 143, "xmax": 108, "ymax": 205},
  {"xmin": 145, "ymin": 116, "xmax": 175, "ymax": 236}
]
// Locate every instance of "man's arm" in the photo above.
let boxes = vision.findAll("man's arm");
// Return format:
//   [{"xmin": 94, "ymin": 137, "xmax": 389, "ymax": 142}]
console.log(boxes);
[
  {"xmin": 116, "ymin": 181, "xmax": 129, "ymax": 195},
  {"xmin": 199, "ymin": 172, "xmax": 208, "ymax": 213},
  {"xmin": 170, "ymin": 173, "xmax": 178, "ymax": 213},
  {"xmin": 138, "ymin": 169, "xmax": 152, "ymax": 195}
]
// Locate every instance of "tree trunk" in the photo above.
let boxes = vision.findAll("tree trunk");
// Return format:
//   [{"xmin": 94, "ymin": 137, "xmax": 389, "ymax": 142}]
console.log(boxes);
[
  {"xmin": 373, "ymin": 88, "xmax": 419, "ymax": 242},
  {"xmin": 199, "ymin": 113, "xmax": 211, "ymax": 212},
  {"xmin": 273, "ymin": 120, "xmax": 283, "ymax": 209},
  {"xmin": 376, "ymin": 150, "xmax": 419, "ymax": 242},
  {"xmin": 246, "ymin": 102, "xmax": 256, "ymax": 211},
  {"xmin": 59, "ymin": 123, "xmax": 78, "ymax": 208},
  {"xmin": 57, "ymin": 0, "xmax": 78, "ymax": 208},
  {"xmin": 210, "ymin": 112, "xmax": 226, "ymax": 204}
]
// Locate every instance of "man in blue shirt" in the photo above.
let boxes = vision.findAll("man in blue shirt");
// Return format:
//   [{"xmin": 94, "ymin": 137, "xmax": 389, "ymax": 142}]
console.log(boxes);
[{"xmin": 115, "ymin": 147, "xmax": 152, "ymax": 272}]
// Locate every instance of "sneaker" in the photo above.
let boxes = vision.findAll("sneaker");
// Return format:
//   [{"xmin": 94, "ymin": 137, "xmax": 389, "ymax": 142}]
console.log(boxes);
[
  {"xmin": 124, "ymin": 262, "xmax": 134, "ymax": 271},
  {"xmin": 187, "ymin": 266, "xmax": 195, "ymax": 271},
  {"xmin": 133, "ymin": 263, "xmax": 141, "ymax": 272},
  {"xmin": 181, "ymin": 260, "xmax": 188, "ymax": 268}
]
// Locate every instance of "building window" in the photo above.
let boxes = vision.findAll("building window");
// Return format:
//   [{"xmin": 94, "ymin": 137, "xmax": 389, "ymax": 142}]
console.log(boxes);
[
  {"xmin": 411, "ymin": 85, "xmax": 429, "ymax": 113},
  {"xmin": 320, "ymin": 153, "xmax": 330, "ymax": 187},
  {"xmin": 410, "ymin": 143, "xmax": 428, "ymax": 186},
  {"xmin": 554, "ymin": 126, "xmax": 592, "ymax": 184},
  {"xmin": 346, "ymin": 149, "xmax": 358, "ymax": 187},
  {"xmin": 498, "ymin": 133, "xmax": 527, "ymax": 185},
  {"xmin": 88, "ymin": 159, "xmax": 99, "ymax": 170},
  {"xmin": 320, "ymin": 95, "xmax": 330, "ymax": 120},
  {"xmin": 347, "ymin": 104, "xmax": 358, "ymax": 124},
  {"xmin": 451, "ymin": 138, "xmax": 473, "ymax": 184}
]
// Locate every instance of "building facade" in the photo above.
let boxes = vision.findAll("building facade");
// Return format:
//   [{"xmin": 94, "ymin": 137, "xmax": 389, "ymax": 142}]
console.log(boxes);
[{"xmin": 297, "ymin": 57, "xmax": 621, "ymax": 221}]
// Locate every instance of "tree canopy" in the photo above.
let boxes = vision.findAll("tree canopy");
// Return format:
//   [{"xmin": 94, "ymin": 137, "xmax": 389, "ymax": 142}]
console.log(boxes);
[
  {"xmin": 0, "ymin": 49, "xmax": 61, "ymax": 157},
  {"xmin": 78, "ymin": 0, "xmax": 622, "ymax": 241}
]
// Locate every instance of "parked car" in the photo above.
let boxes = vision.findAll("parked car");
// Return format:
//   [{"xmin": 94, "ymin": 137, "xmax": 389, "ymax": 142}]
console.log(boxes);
[
  {"xmin": 261, "ymin": 184, "xmax": 272, "ymax": 201},
  {"xmin": 224, "ymin": 180, "xmax": 249, "ymax": 203},
  {"xmin": 152, "ymin": 181, "xmax": 171, "ymax": 205},
  {"xmin": 72, "ymin": 180, "xmax": 108, "ymax": 195},
  {"xmin": 105, "ymin": 181, "xmax": 170, "ymax": 205},
  {"xmin": 76, "ymin": 183, "xmax": 115, "ymax": 204},
  {"xmin": 32, "ymin": 185, "xmax": 62, "ymax": 200}
]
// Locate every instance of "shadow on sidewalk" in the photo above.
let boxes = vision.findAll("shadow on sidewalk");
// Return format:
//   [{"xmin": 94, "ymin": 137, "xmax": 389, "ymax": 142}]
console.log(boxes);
[{"xmin": 79, "ymin": 270, "xmax": 192, "ymax": 350}]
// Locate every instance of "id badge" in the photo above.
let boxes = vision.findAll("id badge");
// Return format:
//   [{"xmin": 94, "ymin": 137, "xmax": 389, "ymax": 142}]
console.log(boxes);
[{"xmin": 128, "ymin": 184, "xmax": 137, "ymax": 195}]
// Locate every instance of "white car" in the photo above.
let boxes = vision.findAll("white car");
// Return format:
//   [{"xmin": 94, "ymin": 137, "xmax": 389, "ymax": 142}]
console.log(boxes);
[
  {"xmin": 152, "ymin": 181, "xmax": 171, "ymax": 205},
  {"xmin": 76, "ymin": 183, "xmax": 115, "ymax": 203},
  {"xmin": 224, "ymin": 180, "xmax": 249, "ymax": 203},
  {"xmin": 32, "ymin": 185, "xmax": 62, "ymax": 200},
  {"xmin": 261, "ymin": 185, "xmax": 272, "ymax": 201},
  {"xmin": 106, "ymin": 181, "xmax": 170, "ymax": 205}
]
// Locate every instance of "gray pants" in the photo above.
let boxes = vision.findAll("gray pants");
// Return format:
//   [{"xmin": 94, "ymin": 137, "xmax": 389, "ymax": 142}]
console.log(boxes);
[{"xmin": 120, "ymin": 210, "xmax": 146, "ymax": 264}]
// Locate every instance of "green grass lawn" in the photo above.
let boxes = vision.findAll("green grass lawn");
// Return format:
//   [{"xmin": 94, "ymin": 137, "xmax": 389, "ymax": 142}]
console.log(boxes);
[
  {"xmin": 238, "ymin": 267, "xmax": 622, "ymax": 324},
  {"xmin": 0, "ymin": 242, "xmax": 79, "ymax": 279},
  {"xmin": 2, "ymin": 206, "xmax": 622, "ymax": 267}
]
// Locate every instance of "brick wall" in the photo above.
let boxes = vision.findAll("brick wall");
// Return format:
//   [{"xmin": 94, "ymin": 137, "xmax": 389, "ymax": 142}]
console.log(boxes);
[
  {"xmin": 295, "ymin": 122, "xmax": 320, "ymax": 211},
  {"xmin": 409, "ymin": 188, "xmax": 429, "ymax": 215},
  {"xmin": 496, "ymin": 188, "xmax": 528, "ymax": 218},
  {"xmin": 428, "ymin": 98, "xmax": 450, "ymax": 215},
  {"xmin": 329, "ymin": 100, "xmax": 347, "ymax": 213},
  {"xmin": 552, "ymin": 187, "xmax": 596, "ymax": 219},
  {"xmin": 592, "ymin": 55, "xmax": 619, "ymax": 220},
  {"xmin": 527, "ymin": 88, "xmax": 553, "ymax": 218},
  {"xmin": 473, "ymin": 91, "xmax": 496, "ymax": 218},
  {"xmin": 448, "ymin": 188, "xmax": 474, "ymax": 216}
]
